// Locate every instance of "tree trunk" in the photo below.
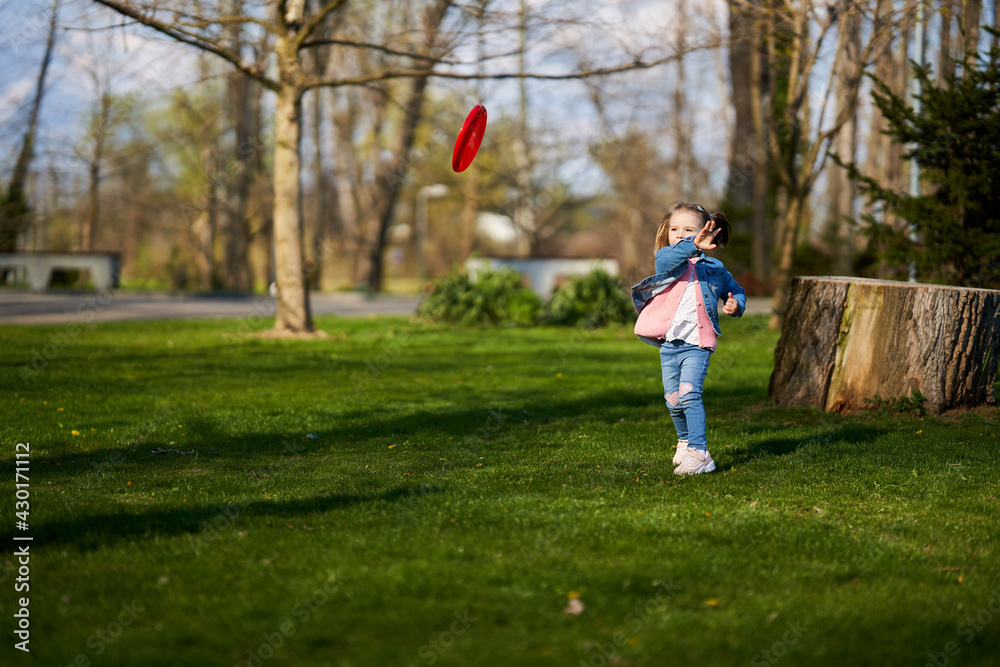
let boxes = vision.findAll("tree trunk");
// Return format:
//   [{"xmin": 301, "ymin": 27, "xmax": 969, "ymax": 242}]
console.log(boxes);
[
  {"xmin": 223, "ymin": 68, "xmax": 256, "ymax": 291},
  {"xmin": 961, "ymin": 0, "xmax": 982, "ymax": 68},
  {"xmin": 939, "ymin": 0, "xmax": 955, "ymax": 85},
  {"xmin": 366, "ymin": 71, "xmax": 431, "ymax": 292},
  {"xmin": 366, "ymin": 0, "xmax": 454, "ymax": 295},
  {"xmin": 768, "ymin": 195, "xmax": 803, "ymax": 329},
  {"xmin": 309, "ymin": 84, "xmax": 326, "ymax": 291},
  {"xmin": 270, "ymin": 83, "xmax": 315, "ymax": 334},
  {"xmin": 222, "ymin": 0, "xmax": 255, "ymax": 292},
  {"xmin": 512, "ymin": 0, "xmax": 534, "ymax": 252},
  {"xmin": 748, "ymin": 19, "xmax": 769, "ymax": 283},
  {"xmin": 82, "ymin": 92, "xmax": 112, "ymax": 253},
  {"xmin": 83, "ymin": 157, "xmax": 100, "ymax": 252},
  {"xmin": 769, "ymin": 277, "xmax": 1000, "ymax": 413},
  {"xmin": 192, "ymin": 208, "xmax": 214, "ymax": 290},
  {"xmin": 726, "ymin": 0, "xmax": 756, "ymax": 215},
  {"xmin": 993, "ymin": 0, "xmax": 1000, "ymax": 62},
  {"xmin": 826, "ymin": 1, "xmax": 861, "ymax": 276},
  {"xmin": 880, "ymin": 7, "xmax": 911, "ymax": 234},
  {"xmin": 329, "ymin": 85, "xmax": 363, "ymax": 287},
  {"xmin": 1, "ymin": 0, "xmax": 58, "ymax": 253}
]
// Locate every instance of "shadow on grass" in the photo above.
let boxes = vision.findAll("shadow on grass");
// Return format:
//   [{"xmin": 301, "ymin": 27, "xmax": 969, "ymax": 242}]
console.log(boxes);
[
  {"xmin": 22, "ymin": 387, "xmax": 676, "ymax": 468},
  {"xmin": 12, "ymin": 385, "xmax": 773, "ymax": 484},
  {"xmin": 715, "ymin": 422, "xmax": 891, "ymax": 472},
  {"xmin": 1, "ymin": 485, "xmax": 445, "ymax": 553}
]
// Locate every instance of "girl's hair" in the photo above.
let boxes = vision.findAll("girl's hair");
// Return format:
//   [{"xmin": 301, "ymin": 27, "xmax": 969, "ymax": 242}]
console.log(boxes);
[{"xmin": 654, "ymin": 202, "xmax": 732, "ymax": 252}]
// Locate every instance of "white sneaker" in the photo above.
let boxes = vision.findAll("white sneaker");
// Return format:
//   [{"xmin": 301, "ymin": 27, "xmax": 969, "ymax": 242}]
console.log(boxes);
[
  {"xmin": 674, "ymin": 448, "xmax": 715, "ymax": 475},
  {"xmin": 672, "ymin": 439, "xmax": 689, "ymax": 466}
]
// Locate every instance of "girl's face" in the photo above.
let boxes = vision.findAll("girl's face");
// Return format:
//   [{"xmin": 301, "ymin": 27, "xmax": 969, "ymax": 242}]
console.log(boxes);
[{"xmin": 667, "ymin": 210, "xmax": 703, "ymax": 246}]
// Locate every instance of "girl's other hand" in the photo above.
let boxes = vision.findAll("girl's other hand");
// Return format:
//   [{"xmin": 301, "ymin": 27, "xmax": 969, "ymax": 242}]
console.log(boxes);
[
  {"xmin": 722, "ymin": 292, "xmax": 740, "ymax": 315},
  {"xmin": 693, "ymin": 220, "xmax": 721, "ymax": 250}
]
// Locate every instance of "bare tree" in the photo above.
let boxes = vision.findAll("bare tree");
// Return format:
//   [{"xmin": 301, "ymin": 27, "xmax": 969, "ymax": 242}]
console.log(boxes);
[
  {"xmin": 725, "ymin": 0, "xmax": 758, "ymax": 220},
  {"xmin": 752, "ymin": 0, "xmax": 893, "ymax": 328},
  {"xmin": 221, "ymin": 0, "xmax": 266, "ymax": 291},
  {"xmin": 73, "ymin": 13, "xmax": 128, "ymax": 252},
  {"xmin": 1, "ymin": 0, "xmax": 59, "ymax": 253},
  {"xmin": 93, "ymin": 0, "xmax": 705, "ymax": 334},
  {"xmin": 825, "ymin": 0, "xmax": 863, "ymax": 275}
]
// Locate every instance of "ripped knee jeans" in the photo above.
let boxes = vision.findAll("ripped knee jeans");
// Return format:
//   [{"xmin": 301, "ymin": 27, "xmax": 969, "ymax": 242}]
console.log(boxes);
[{"xmin": 659, "ymin": 340, "xmax": 713, "ymax": 448}]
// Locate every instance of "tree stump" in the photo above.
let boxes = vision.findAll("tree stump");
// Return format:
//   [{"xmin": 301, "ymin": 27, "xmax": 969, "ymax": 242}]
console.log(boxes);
[{"xmin": 769, "ymin": 277, "xmax": 1000, "ymax": 414}]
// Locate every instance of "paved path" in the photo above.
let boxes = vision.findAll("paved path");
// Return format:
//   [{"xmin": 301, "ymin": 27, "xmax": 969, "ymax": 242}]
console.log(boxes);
[
  {"xmin": 0, "ymin": 291, "xmax": 772, "ymax": 325},
  {"xmin": 0, "ymin": 291, "xmax": 421, "ymax": 325}
]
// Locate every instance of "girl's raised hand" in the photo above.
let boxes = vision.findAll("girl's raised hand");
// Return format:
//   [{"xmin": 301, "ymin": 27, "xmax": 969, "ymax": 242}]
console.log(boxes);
[{"xmin": 693, "ymin": 219, "xmax": 721, "ymax": 250}]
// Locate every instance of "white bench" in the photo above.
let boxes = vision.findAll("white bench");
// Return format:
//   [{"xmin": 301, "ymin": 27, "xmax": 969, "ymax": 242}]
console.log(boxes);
[
  {"xmin": 0, "ymin": 252, "xmax": 121, "ymax": 291},
  {"xmin": 465, "ymin": 257, "xmax": 620, "ymax": 300}
]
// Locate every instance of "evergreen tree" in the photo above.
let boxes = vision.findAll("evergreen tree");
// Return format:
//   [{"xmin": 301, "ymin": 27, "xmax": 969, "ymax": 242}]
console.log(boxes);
[{"xmin": 837, "ymin": 32, "xmax": 1000, "ymax": 287}]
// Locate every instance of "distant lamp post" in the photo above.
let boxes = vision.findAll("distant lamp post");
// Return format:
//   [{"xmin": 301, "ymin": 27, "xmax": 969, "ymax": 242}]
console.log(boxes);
[{"xmin": 416, "ymin": 184, "xmax": 449, "ymax": 279}]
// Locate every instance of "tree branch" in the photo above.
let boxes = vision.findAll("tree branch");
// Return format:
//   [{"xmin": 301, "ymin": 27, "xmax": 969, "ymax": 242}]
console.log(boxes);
[
  {"xmin": 176, "ymin": 15, "xmax": 278, "ymax": 34},
  {"xmin": 296, "ymin": 0, "xmax": 351, "ymax": 48},
  {"xmin": 93, "ymin": 0, "xmax": 280, "ymax": 91},
  {"xmin": 306, "ymin": 44, "xmax": 715, "ymax": 89},
  {"xmin": 301, "ymin": 37, "xmax": 447, "ymax": 63},
  {"xmin": 789, "ymin": 5, "xmax": 836, "ymax": 113}
]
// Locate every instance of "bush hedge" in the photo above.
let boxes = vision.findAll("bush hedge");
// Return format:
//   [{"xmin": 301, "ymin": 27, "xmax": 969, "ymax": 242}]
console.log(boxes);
[{"xmin": 417, "ymin": 267, "xmax": 636, "ymax": 327}]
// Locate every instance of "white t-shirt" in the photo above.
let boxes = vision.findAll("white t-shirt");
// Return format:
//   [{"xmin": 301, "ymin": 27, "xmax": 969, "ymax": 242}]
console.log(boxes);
[{"xmin": 663, "ymin": 260, "xmax": 701, "ymax": 345}]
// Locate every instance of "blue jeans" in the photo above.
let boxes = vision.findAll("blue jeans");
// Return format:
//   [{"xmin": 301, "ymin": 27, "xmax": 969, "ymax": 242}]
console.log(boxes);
[{"xmin": 659, "ymin": 340, "xmax": 712, "ymax": 449}]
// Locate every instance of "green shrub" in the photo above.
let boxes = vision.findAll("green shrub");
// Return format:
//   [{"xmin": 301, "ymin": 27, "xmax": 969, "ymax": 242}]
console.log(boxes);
[
  {"xmin": 416, "ymin": 268, "xmax": 542, "ymax": 326},
  {"xmin": 547, "ymin": 268, "xmax": 636, "ymax": 327},
  {"xmin": 862, "ymin": 389, "xmax": 928, "ymax": 417}
]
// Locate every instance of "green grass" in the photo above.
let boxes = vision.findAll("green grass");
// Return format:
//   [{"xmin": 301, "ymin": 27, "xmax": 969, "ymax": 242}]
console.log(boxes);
[{"xmin": 1, "ymin": 313, "xmax": 998, "ymax": 666}]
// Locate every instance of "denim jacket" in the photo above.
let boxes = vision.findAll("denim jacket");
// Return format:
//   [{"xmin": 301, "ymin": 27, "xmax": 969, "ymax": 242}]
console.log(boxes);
[{"xmin": 630, "ymin": 237, "xmax": 747, "ymax": 347}]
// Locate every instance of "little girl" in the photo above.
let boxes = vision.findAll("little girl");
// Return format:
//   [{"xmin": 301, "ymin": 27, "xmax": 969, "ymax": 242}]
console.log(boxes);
[{"xmin": 631, "ymin": 203, "xmax": 747, "ymax": 475}]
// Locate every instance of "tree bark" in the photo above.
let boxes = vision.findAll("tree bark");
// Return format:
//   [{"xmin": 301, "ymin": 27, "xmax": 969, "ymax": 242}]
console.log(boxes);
[
  {"xmin": 271, "ymin": 83, "xmax": 315, "ymax": 333},
  {"xmin": 768, "ymin": 195, "xmax": 803, "ymax": 329},
  {"xmin": 769, "ymin": 277, "xmax": 1000, "ymax": 413}
]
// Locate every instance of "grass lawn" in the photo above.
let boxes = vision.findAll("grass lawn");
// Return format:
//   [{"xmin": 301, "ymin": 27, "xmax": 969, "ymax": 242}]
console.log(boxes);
[{"xmin": 1, "ymin": 312, "xmax": 998, "ymax": 666}]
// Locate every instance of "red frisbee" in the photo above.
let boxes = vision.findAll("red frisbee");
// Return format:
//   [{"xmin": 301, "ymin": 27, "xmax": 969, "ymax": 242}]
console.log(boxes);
[{"xmin": 452, "ymin": 104, "xmax": 487, "ymax": 172}]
